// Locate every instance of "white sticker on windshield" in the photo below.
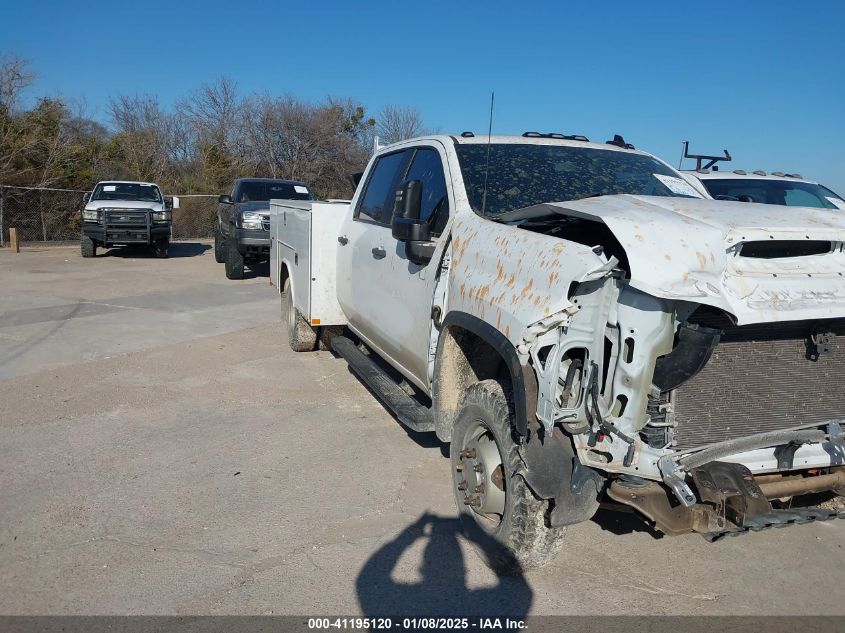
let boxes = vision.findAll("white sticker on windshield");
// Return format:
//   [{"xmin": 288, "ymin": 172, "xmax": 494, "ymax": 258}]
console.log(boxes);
[
  {"xmin": 653, "ymin": 174, "xmax": 702, "ymax": 198},
  {"xmin": 826, "ymin": 196, "xmax": 845, "ymax": 210},
  {"xmin": 103, "ymin": 185, "xmax": 116, "ymax": 192},
  {"xmin": 294, "ymin": 185, "xmax": 308, "ymax": 194}
]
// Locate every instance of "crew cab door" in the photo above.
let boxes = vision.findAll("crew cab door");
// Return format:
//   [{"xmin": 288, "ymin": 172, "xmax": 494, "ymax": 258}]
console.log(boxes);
[{"xmin": 338, "ymin": 144, "xmax": 451, "ymax": 389}]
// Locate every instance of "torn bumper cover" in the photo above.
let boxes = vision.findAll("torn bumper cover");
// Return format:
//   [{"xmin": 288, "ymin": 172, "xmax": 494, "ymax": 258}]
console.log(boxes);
[{"xmin": 607, "ymin": 421, "xmax": 845, "ymax": 538}]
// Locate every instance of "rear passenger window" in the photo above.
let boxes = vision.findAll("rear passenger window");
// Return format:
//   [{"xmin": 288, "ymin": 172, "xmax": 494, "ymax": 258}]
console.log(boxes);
[
  {"xmin": 356, "ymin": 150, "xmax": 412, "ymax": 225},
  {"xmin": 402, "ymin": 148, "xmax": 449, "ymax": 235}
]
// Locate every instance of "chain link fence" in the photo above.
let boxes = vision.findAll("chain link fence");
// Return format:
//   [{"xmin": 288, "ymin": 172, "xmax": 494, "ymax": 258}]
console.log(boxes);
[{"xmin": 0, "ymin": 186, "xmax": 218, "ymax": 246}]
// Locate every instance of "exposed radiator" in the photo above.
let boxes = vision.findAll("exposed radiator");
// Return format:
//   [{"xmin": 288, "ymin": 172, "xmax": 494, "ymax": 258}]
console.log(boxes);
[{"xmin": 671, "ymin": 318, "xmax": 845, "ymax": 450}]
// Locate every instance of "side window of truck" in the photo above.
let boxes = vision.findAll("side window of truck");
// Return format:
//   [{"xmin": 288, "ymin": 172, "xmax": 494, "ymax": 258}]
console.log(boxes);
[
  {"xmin": 355, "ymin": 150, "xmax": 412, "ymax": 225},
  {"xmin": 402, "ymin": 148, "xmax": 449, "ymax": 236}
]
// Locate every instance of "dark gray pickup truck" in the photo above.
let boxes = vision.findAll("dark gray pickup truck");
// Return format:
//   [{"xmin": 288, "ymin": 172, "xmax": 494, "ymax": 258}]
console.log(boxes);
[{"xmin": 215, "ymin": 178, "xmax": 314, "ymax": 279}]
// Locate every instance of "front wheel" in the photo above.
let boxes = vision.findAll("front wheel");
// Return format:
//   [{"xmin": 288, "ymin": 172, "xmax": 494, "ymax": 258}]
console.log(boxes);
[
  {"xmin": 214, "ymin": 227, "xmax": 225, "ymax": 263},
  {"xmin": 81, "ymin": 234, "xmax": 97, "ymax": 258},
  {"xmin": 224, "ymin": 237, "xmax": 245, "ymax": 279},
  {"xmin": 451, "ymin": 379, "xmax": 567, "ymax": 575},
  {"xmin": 283, "ymin": 277, "xmax": 317, "ymax": 352},
  {"xmin": 153, "ymin": 237, "xmax": 169, "ymax": 258}
]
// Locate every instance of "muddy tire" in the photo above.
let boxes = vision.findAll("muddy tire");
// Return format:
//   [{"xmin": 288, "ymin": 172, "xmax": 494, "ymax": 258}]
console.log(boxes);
[
  {"xmin": 81, "ymin": 234, "xmax": 97, "ymax": 258},
  {"xmin": 153, "ymin": 238, "xmax": 169, "ymax": 259},
  {"xmin": 283, "ymin": 277, "xmax": 317, "ymax": 352},
  {"xmin": 214, "ymin": 227, "xmax": 225, "ymax": 263},
  {"xmin": 224, "ymin": 237, "xmax": 244, "ymax": 279},
  {"xmin": 451, "ymin": 379, "xmax": 566, "ymax": 574}
]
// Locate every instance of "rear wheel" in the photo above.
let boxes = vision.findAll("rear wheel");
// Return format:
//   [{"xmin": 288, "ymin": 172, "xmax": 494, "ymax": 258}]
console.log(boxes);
[
  {"xmin": 153, "ymin": 237, "xmax": 169, "ymax": 259},
  {"xmin": 81, "ymin": 234, "xmax": 97, "ymax": 258},
  {"xmin": 283, "ymin": 278, "xmax": 317, "ymax": 352},
  {"xmin": 224, "ymin": 237, "xmax": 245, "ymax": 279},
  {"xmin": 451, "ymin": 379, "xmax": 567, "ymax": 575},
  {"xmin": 214, "ymin": 227, "xmax": 225, "ymax": 263}
]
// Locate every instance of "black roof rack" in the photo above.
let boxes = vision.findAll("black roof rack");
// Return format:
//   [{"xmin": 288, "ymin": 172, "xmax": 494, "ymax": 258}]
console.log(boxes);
[
  {"xmin": 682, "ymin": 141, "xmax": 731, "ymax": 171},
  {"xmin": 522, "ymin": 131, "xmax": 590, "ymax": 142},
  {"xmin": 606, "ymin": 134, "xmax": 635, "ymax": 149}
]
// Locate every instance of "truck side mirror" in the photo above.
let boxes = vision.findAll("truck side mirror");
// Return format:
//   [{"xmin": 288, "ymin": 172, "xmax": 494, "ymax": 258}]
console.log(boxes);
[
  {"xmin": 218, "ymin": 194, "xmax": 233, "ymax": 204},
  {"xmin": 391, "ymin": 180, "xmax": 435, "ymax": 265},
  {"xmin": 165, "ymin": 196, "xmax": 180, "ymax": 210},
  {"xmin": 171, "ymin": 196, "xmax": 180, "ymax": 210},
  {"xmin": 83, "ymin": 192, "xmax": 90, "ymax": 204},
  {"xmin": 737, "ymin": 195, "xmax": 755, "ymax": 203}
]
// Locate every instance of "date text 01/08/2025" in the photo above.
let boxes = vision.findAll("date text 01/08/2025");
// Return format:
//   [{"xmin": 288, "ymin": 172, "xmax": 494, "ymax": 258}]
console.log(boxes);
[{"xmin": 307, "ymin": 618, "xmax": 527, "ymax": 630}]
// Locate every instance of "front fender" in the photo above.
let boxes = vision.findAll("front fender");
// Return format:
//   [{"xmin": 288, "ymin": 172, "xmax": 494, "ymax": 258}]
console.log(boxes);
[{"xmin": 447, "ymin": 213, "xmax": 610, "ymax": 350}]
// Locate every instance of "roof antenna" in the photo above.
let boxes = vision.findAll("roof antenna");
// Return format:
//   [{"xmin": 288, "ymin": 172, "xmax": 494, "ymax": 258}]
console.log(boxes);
[
  {"xmin": 481, "ymin": 91, "xmax": 494, "ymax": 216},
  {"xmin": 678, "ymin": 140, "xmax": 687, "ymax": 170}
]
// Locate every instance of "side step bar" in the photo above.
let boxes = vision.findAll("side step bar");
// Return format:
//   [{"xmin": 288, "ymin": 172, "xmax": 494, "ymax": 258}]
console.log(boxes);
[{"xmin": 332, "ymin": 336, "xmax": 435, "ymax": 433}]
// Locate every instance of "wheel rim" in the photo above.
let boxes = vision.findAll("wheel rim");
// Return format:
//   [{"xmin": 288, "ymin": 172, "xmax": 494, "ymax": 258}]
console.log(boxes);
[{"xmin": 456, "ymin": 420, "xmax": 506, "ymax": 530}]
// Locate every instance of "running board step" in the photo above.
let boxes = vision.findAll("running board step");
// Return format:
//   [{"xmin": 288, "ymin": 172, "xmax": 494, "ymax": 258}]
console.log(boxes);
[{"xmin": 332, "ymin": 336, "xmax": 435, "ymax": 433}]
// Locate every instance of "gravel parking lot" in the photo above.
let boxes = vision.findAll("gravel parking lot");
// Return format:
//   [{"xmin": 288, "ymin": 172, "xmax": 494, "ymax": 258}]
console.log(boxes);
[{"xmin": 1, "ymin": 243, "xmax": 844, "ymax": 617}]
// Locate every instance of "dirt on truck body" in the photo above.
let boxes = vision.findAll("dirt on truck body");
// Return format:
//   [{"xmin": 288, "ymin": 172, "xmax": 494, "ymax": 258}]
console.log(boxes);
[{"xmin": 272, "ymin": 133, "xmax": 845, "ymax": 573}]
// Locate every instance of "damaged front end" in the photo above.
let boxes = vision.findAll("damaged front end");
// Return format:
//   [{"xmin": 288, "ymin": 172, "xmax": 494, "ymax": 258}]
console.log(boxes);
[{"xmin": 515, "ymin": 196, "xmax": 845, "ymax": 538}]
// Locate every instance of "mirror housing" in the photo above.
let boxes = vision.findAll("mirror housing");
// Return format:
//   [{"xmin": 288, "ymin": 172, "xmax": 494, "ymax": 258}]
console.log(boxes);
[
  {"xmin": 82, "ymin": 191, "xmax": 91, "ymax": 204},
  {"xmin": 737, "ymin": 194, "xmax": 755, "ymax": 203},
  {"xmin": 391, "ymin": 180, "xmax": 435, "ymax": 265},
  {"xmin": 165, "ymin": 196, "xmax": 180, "ymax": 210},
  {"xmin": 218, "ymin": 194, "xmax": 233, "ymax": 204}
]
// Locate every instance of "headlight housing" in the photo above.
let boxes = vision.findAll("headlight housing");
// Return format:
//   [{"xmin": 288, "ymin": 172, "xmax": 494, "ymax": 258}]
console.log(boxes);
[
  {"xmin": 152, "ymin": 210, "xmax": 171, "ymax": 223},
  {"xmin": 82, "ymin": 209, "xmax": 98, "ymax": 222},
  {"xmin": 240, "ymin": 211, "xmax": 263, "ymax": 230}
]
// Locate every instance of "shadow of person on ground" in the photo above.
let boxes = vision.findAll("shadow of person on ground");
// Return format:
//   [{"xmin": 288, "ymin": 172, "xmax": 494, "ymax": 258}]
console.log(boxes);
[
  {"xmin": 102, "ymin": 242, "xmax": 210, "ymax": 258},
  {"xmin": 357, "ymin": 513, "xmax": 532, "ymax": 618}
]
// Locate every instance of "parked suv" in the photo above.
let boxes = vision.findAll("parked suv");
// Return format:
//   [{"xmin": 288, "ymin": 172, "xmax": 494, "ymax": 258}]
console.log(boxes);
[
  {"xmin": 685, "ymin": 169, "xmax": 845, "ymax": 209},
  {"xmin": 81, "ymin": 180, "xmax": 178, "ymax": 258},
  {"xmin": 215, "ymin": 178, "xmax": 314, "ymax": 279}
]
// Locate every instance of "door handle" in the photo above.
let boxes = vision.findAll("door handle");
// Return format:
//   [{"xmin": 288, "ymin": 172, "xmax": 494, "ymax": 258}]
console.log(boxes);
[
  {"xmin": 371, "ymin": 247, "xmax": 386, "ymax": 260},
  {"xmin": 337, "ymin": 235, "xmax": 348, "ymax": 245}
]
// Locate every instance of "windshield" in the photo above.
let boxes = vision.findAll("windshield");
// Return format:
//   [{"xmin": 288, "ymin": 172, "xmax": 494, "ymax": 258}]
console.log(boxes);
[
  {"xmin": 235, "ymin": 181, "xmax": 314, "ymax": 203},
  {"xmin": 701, "ymin": 178, "xmax": 844, "ymax": 209},
  {"xmin": 454, "ymin": 143, "xmax": 700, "ymax": 216},
  {"xmin": 91, "ymin": 182, "xmax": 162, "ymax": 203}
]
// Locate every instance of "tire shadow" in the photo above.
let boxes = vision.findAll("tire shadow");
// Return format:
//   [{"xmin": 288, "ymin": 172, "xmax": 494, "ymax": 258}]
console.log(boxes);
[{"xmin": 356, "ymin": 513, "xmax": 533, "ymax": 618}]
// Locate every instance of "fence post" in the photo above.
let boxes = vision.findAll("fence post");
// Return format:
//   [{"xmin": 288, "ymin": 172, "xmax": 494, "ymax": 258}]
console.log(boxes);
[{"xmin": 0, "ymin": 186, "xmax": 5, "ymax": 248}]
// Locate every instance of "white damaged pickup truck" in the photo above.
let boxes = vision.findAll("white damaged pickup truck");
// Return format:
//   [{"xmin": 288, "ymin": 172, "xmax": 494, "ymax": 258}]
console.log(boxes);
[{"xmin": 271, "ymin": 133, "xmax": 845, "ymax": 573}]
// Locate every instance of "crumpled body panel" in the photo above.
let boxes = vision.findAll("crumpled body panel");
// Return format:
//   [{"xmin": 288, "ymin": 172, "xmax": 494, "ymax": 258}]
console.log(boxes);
[{"xmin": 530, "ymin": 195, "xmax": 845, "ymax": 324}]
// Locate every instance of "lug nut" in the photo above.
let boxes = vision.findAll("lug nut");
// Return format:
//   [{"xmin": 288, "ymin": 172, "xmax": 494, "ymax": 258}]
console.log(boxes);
[
  {"xmin": 474, "ymin": 484, "xmax": 485, "ymax": 494},
  {"xmin": 463, "ymin": 495, "xmax": 480, "ymax": 507},
  {"xmin": 460, "ymin": 448, "xmax": 477, "ymax": 459},
  {"xmin": 457, "ymin": 481, "xmax": 467, "ymax": 491},
  {"xmin": 474, "ymin": 464, "xmax": 483, "ymax": 473},
  {"xmin": 456, "ymin": 463, "xmax": 464, "ymax": 471}
]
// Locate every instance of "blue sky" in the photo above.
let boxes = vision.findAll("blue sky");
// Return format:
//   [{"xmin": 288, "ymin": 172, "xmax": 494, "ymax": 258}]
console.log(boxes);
[{"xmin": 2, "ymin": 0, "xmax": 844, "ymax": 192}]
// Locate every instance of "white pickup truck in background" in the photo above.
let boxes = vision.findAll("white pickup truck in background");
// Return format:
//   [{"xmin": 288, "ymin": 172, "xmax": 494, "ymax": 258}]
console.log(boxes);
[{"xmin": 270, "ymin": 133, "xmax": 845, "ymax": 574}]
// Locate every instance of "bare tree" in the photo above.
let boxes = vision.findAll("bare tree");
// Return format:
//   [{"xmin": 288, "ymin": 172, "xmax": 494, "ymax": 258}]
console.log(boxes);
[
  {"xmin": 177, "ymin": 77, "xmax": 247, "ymax": 190},
  {"xmin": 108, "ymin": 94, "xmax": 177, "ymax": 185},
  {"xmin": 0, "ymin": 55, "xmax": 37, "ymax": 184},
  {"xmin": 0, "ymin": 54, "xmax": 34, "ymax": 114},
  {"xmin": 376, "ymin": 104, "xmax": 426, "ymax": 145}
]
